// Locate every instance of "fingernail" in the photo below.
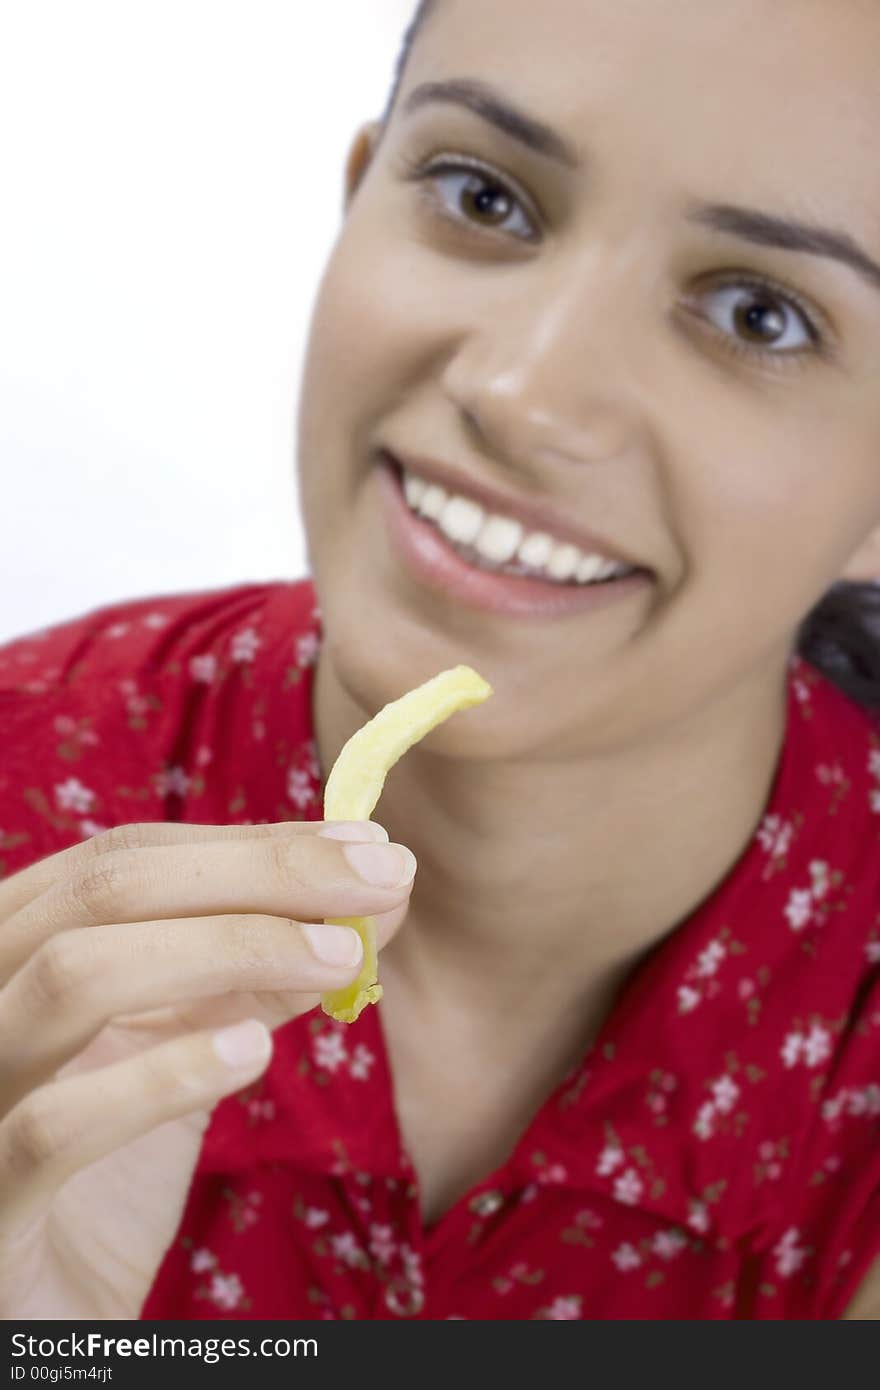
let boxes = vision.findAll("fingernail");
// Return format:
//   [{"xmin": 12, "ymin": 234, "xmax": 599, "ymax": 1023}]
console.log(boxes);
[
  {"xmin": 302, "ymin": 923, "xmax": 364, "ymax": 967},
  {"xmin": 342, "ymin": 842, "xmax": 417, "ymax": 888},
  {"xmin": 318, "ymin": 821, "xmax": 390, "ymax": 843},
  {"xmin": 213, "ymin": 1019, "xmax": 272, "ymax": 1069}
]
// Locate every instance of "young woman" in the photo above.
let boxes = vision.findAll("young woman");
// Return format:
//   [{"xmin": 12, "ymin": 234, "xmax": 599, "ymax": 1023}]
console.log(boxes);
[{"xmin": 1, "ymin": 0, "xmax": 879, "ymax": 1320}]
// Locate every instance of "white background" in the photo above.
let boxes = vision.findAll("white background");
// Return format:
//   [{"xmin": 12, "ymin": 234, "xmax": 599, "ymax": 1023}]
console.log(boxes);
[{"xmin": 0, "ymin": 0, "xmax": 416, "ymax": 643}]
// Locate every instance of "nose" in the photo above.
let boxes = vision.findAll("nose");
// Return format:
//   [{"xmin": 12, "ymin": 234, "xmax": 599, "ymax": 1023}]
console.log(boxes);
[{"xmin": 442, "ymin": 254, "xmax": 649, "ymax": 472}]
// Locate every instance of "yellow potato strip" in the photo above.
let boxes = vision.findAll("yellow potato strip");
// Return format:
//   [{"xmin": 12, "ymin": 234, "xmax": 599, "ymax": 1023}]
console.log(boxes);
[{"xmin": 320, "ymin": 665, "xmax": 493, "ymax": 1023}]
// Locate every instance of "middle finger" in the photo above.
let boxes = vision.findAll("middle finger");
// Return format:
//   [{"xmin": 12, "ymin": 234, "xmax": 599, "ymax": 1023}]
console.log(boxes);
[{"xmin": 1, "ymin": 833, "xmax": 416, "ymax": 982}]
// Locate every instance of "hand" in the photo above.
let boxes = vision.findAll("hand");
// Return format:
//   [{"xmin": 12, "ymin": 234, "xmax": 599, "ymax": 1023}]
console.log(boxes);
[{"xmin": 0, "ymin": 819, "xmax": 416, "ymax": 1319}]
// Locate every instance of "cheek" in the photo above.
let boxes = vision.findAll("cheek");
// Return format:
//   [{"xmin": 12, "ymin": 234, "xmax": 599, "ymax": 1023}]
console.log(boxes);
[
  {"xmin": 300, "ymin": 220, "xmax": 452, "ymax": 428},
  {"xmin": 667, "ymin": 406, "xmax": 880, "ymax": 612},
  {"xmin": 296, "ymin": 217, "xmax": 456, "ymax": 562},
  {"xmin": 298, "ymin": 254, "xmax": 381, "ymax": 438}
]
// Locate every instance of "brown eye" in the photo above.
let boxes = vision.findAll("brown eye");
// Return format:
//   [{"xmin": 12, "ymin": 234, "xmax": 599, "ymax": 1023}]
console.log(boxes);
[
  {"xmin": 733, "ymin": 295, "xmax": 788, "ymax": 345},
  {"xmin": 700, "ymin": 283, "xmax": 816, "ymax": 353},
  {"xmin": 460, "ymin": 174, "xmax": 515, "ymax": 227},
  {"xmin": 412, "ymin": 159, "xmax": 539, "ymax": 242}
]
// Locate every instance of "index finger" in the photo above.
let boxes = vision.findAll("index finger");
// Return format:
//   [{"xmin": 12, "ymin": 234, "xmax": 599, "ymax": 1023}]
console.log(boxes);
[{"xmin": 0, "ymin": 819, "xmax": 389, "ymax": 922}]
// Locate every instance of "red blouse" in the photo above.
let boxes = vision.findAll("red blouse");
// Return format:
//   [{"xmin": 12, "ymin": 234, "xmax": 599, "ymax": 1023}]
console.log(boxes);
[{"xmin": 1, "ymin": 577, "xmax": 879, "ymax": 1320}]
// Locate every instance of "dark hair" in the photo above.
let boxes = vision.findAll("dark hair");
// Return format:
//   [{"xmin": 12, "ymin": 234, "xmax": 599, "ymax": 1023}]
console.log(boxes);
[
  {"xmin": 796, "ymin": 582, "xmax": 880, "ymax": 711},
  {"xmin": 383, "ymin": 1, "xmax": 880, "ymax": 713},
  {"xmin": 380, "ymin": 0, "xmax": 437, "ymax": 131}
]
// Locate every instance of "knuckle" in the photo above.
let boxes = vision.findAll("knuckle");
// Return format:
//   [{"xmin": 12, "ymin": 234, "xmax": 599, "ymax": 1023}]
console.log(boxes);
[
  {"xmin": 267, "ymin": 835, "xmax": 310, "ymax": 891},
  {"xmin": 66, "ymin": 855, "xmax": 127, "ymax": 921},
  {"xmin": 220, "ymin": 915, "xmax": 281, "ymax": 976},
  {"xmin": 136, "ymin": 1049, "xmax": 176, "ymax": 1105},
  {"xmin": 7, "ymin": 1092, "xmax": 73, "ymax": 1174},
  {"xmin": 138, "ymin": 1044, "xmax": 202, "ymax": 1106},
  {"xmin": 27, "ymin": 933, "xmax": 86, "ymax": 1009},
  {"xmin": 88, "ymin": 822, "xmax": 151, "ymax": 858}
]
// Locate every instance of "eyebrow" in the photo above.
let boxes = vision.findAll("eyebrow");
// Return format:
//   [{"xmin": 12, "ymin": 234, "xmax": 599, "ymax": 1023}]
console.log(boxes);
[
  {"xmin": 402, "ymin": 78, "xmax": 880, "ymax": 294},
  {"xmin": 402, "ymin": 78, "xmax": 579, "ymax": 168},
  {"xmin": 688, "ymin": 204, "xmax": 880, "ymax": 294}
]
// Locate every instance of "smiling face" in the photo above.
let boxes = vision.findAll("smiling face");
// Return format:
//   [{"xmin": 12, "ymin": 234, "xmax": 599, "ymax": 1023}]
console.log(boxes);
[{"xmin": 298, "ymin": 0, "xmax": 880, "ymax": 758}]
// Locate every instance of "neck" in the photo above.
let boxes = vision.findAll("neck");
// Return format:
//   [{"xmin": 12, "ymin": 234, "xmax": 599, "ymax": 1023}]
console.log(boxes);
[{"xmin": 312, "ymin": 649, "xmax": 790, "ymax": 1026}]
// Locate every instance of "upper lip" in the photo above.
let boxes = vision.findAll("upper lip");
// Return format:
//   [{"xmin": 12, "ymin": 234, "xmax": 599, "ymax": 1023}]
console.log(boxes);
[{"xmin": 382, "ymin": 448, "xmax": 650, "ymax": 573}]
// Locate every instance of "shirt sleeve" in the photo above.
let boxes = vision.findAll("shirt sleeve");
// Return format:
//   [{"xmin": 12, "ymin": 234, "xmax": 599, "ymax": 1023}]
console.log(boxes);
[
  {"xmin": 0, "ymin": 597, "xmax": 173, "ymax": 878},
  {"xmin": 0, "ymin": 581, "xmax": 296, "ymax": 880}
]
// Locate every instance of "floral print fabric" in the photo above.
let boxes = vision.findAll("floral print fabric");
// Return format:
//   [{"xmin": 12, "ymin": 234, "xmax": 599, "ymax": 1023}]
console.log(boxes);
[{"xmin": 1, "ymin": 578, "xmax": 878, "ymax": 1320}]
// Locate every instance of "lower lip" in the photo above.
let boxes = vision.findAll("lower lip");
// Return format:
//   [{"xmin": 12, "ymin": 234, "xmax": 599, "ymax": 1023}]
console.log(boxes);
[{"xmin": 376, "ymin": 452, "xmax": 654, "ymax": 620}]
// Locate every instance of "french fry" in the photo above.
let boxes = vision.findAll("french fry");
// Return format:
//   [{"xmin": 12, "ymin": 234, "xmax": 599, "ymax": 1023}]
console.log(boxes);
[{"xmin": 320, "ymin": 665, "xmax": 493, "ymax": 1023}]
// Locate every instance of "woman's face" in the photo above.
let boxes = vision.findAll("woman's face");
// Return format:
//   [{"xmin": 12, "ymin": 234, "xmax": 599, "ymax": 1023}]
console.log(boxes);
[{"xmin": 298, "ymin": 0, "xmax": 880, "ymax": 758}]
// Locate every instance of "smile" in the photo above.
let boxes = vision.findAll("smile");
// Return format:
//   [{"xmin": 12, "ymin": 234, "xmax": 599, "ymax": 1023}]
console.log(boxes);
[{"xmin": 376, "ymin": 451, "xmax": 655, "ymax": 621}]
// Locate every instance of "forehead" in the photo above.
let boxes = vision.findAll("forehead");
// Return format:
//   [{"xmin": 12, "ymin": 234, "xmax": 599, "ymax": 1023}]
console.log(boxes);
[{"xmin": 406, "ymin": 0, "xmax": 879, "ymax": 221}]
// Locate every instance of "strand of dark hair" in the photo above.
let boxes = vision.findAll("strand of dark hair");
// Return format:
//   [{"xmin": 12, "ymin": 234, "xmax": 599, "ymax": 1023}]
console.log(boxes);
[
  {"xmin": 795, "ymin": 582, "xmax": 880, "ymax": 711},
  {"xmin": 381, "ymin": 0, "xmax": 437, "ymax": 130}
]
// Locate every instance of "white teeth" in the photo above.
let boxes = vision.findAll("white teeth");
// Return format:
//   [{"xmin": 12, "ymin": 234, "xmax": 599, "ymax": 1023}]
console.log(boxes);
[
  {"xmin": 546, "ymin": 543, "xmax": 581, "ymax": 582},
  {"xmin": 517, "ymin": 532, "xmax": 554, "ymax": 569},
  {"xmin": 402, "ymin": 467, "xmax": 632, "ymax": 585},
  {"xmin": 575, "ymin": 554, "xmax": 606, "ymax": 584},
  {"xmin": 474, "ymin": 516, "xmax": 524, "ymax": 565},
  {"xmin": 404, "ymin": 473, "xmax": 428, "ymax": 510},
  {"xmin": 438, "ymin": 495, "xmax": 485, "ymax": 546},
  {"xmin": 418, "ymin": 484, "xmax": 448, "ymax": 522}
]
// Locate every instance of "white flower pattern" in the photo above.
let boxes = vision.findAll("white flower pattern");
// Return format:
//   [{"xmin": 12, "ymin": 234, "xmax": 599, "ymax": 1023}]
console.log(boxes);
[
  {"xmin": 208, "ymin": 1272, "xmax": 244, "ymax": 1310},
  {"xmin": 189, "ymin": 654, "xmax": 217, "ymax": 683},
  {"xmin": 611, "ymin": 1243, "xmax": 642, "ymax": 1271},
  {"xmin": 231, "ymin": 627, "xmax": 262, "ymax": 663},
  {"xmin": 54, "ymin": 777, "xmax": 95, "ymax": 813}
]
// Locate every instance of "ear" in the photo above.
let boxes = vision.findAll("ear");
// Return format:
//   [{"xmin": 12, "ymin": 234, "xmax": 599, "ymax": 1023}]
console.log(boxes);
[
  {"xmin": 837, "ymin": 522, "xmax": 880, "ymax": 583},
  {"xmin": 343, "ymin": 121, "xmax": 384, "ymax": 214}
]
